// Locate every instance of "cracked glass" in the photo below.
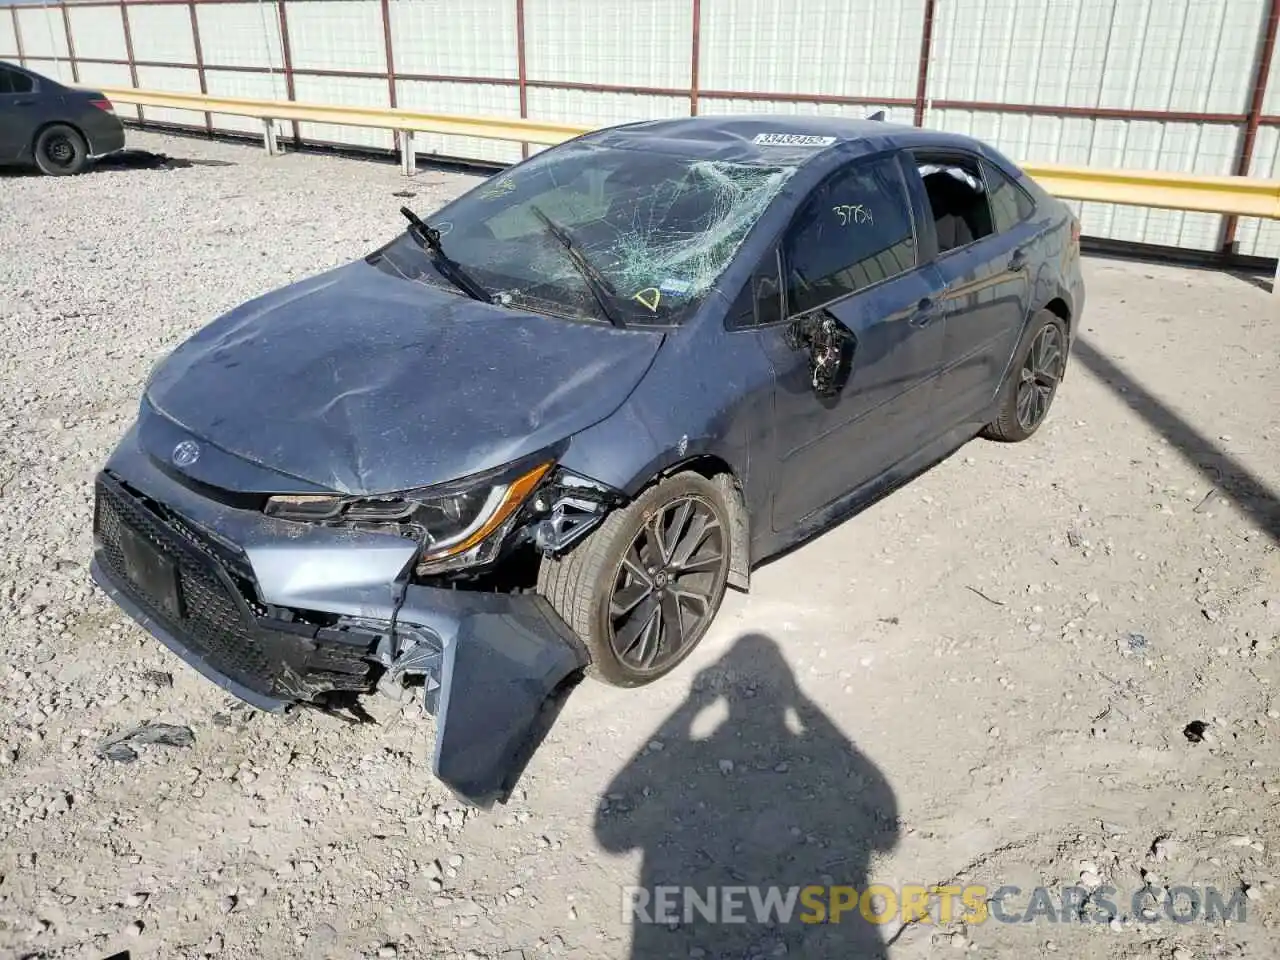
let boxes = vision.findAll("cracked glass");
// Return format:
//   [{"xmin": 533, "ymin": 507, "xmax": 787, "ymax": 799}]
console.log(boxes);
[{"xmin": 382, "ymin": 142, "xmax": 798, "ymax": 326}]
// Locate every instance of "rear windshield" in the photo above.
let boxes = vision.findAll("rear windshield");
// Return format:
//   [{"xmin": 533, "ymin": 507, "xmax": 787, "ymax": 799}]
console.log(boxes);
[{"xmin": 384, "ymin": 141, "xmax": 797, "ymax": 326}]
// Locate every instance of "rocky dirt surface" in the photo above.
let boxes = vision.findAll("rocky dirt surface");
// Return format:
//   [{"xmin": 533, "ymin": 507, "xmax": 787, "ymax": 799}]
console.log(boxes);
[{"xmin": 1, "ymin": 130, "xmax": 1278, "ymax": 960}]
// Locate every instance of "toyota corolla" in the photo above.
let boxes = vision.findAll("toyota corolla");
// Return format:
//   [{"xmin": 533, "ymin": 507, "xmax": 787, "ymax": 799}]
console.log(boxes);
[{"xmin": 91, "ymin": 115, "xmax": 1084, "ymax": 807}]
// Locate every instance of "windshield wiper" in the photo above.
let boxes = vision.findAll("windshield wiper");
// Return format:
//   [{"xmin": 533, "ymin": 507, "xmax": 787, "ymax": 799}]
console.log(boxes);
[
  {"xmin": 400, "ymin": 206, "xmax": 492, "ymax": 303},
  {"xmin": 527, "ymin": 204, "xmax": 626, "ymax": 328}
]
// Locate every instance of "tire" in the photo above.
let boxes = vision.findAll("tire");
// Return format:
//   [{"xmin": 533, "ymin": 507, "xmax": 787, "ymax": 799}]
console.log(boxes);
[
  {"xmin": 981, "ymin": 310, "xmax": 1068, "ymax": 443},
  {"xmin": 33, "ymin": 124, "xmax": 89, "ymax": 176},
  {"xmin": 537, "ymin": 471, "xmax": 732, "ymax": 687}
]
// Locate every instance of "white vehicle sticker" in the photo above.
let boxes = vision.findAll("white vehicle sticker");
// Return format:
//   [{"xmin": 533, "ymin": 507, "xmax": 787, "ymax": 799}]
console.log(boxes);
[{"xmin": 752, "ymin": 133, "xmax": 837, "ymax": 147}]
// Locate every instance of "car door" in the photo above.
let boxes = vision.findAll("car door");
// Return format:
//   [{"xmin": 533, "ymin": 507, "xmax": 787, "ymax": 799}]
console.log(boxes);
[
  {"xmin": 735, "ymin": 152, "xmax": 949, "ymax": 533},
  {"xmin": 909, "ymin": 150, "xmax": 1034, "ymax": 428},
  {"xmin": 0, "ymin": 65, "xmax": 39, "ymax": 161}
]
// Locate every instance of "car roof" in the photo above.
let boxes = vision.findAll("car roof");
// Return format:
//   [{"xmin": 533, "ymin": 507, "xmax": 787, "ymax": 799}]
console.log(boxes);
[
  {"xmin": 0, "ymin": 60, "xmax": 47, "ymax": 81},
  {"xmin": 579, "ymin": 114, "xmax": 999, "ymax": 169}
]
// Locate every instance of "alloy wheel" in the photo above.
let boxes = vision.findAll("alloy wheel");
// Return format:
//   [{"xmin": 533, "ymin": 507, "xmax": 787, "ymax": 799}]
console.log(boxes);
[
  {"xmin": 1016, "ymin": 324, "xmax": 1064, "ymax": 431},
  {"xmin": 608, "ymin": 495, "xmax": 727, "ymax": 674},
  {"xmin": 45, "ymin": 136, "xmax": 75, "ymax": 169}
]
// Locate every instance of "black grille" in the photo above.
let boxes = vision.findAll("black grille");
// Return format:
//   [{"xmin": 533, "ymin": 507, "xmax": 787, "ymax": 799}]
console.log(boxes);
[
  {"xmin": 93, "ymin": 475, "xmax": 375, "ymax": 701},
  {"xmin": 95, "ymin": 476, "xmax": 279, "ymax": 692}
]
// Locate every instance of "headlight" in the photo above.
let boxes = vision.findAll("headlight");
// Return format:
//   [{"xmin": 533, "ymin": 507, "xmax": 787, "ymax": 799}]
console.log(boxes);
[{"xmin": 264, "ymin": 458, "xmax": 553, "ymax": 574}]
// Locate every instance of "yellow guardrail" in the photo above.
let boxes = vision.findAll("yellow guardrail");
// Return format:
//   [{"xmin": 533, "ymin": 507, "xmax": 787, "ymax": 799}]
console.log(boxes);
[
  {"xmin": 96, "ymin": 86, "xmax": 588, "ymax": 154},
  {"xmin": 1021, "ymin": 162, "xmax": 1280, "ymax": 219},
  {"xmin": 95, "ymin": 86, "xmax": 1280, "ymax": 222}
]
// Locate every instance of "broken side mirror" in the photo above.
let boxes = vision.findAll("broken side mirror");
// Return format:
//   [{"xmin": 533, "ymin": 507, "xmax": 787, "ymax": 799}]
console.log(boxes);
[{"xmin": 785, "ymin": 309, "xmax": 856, "ymax": 399}]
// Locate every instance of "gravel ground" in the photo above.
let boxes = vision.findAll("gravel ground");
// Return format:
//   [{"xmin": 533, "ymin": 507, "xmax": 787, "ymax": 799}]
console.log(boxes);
[{"xmin": 1, "ymin": 130, "xmax": 1278, "ymax": 960}]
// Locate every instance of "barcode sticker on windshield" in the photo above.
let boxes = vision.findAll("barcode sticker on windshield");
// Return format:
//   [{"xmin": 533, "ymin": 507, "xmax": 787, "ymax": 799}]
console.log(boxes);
[{"xmin": 752, "ymin": 133, "xmax": 837, "ymax": 147}]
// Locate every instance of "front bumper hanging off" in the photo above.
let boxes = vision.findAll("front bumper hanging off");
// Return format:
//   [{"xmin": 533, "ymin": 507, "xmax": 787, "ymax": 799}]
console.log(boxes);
[{"xmin": 89, "ymin": 469, "xmax": 587, "ymax": 808}]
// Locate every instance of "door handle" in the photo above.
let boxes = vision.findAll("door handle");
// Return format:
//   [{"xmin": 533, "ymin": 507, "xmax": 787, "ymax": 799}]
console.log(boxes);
[
  {"xmin": 1008, "ymin": 248, "xmax": 1028, "ymax": 271},
  {"xmin": 908, "ymin": 296, "xmax": 940, "ymax": 327},
  {"xmin": 14, "ymin": 99, "xmax": 36, "ymax": 106}
]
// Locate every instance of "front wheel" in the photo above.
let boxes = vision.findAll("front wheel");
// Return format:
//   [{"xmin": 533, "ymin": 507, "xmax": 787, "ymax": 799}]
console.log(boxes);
[
  {"xmin": 34, "ymin": 124, "xmax": 89, "ymax": 176},
  {"xmin": 981, "ymin": 311, "xmax": 1068, "ymax": 442},
  {"xmin": 537, "ymin": 471, "xmax": 732, "ymax": 687}
]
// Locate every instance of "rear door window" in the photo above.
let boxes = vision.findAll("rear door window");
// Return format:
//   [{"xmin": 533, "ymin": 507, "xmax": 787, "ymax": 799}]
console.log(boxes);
[
  {"xmin": 781, "ymin": 155, "xmax": 918, "ymax": 315},
  {"xmin": 0, "ymin": 68, "xmax": 34, "ymax": 95},
  {"xmin": 913, "ymin": 153, "xmax": 997, "ymax": 255}
]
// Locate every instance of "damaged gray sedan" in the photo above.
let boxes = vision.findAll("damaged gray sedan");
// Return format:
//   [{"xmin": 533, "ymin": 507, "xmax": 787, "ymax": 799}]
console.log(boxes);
[{"xmin": 91, "ymin": 115, "xmax": 1084, "ymax": 806}]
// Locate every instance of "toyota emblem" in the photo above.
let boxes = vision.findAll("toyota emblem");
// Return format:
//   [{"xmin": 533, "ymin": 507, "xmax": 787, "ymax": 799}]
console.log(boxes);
[{"xmin": 171, "ymin": 440, "xmax": 201, "ymax": 468}]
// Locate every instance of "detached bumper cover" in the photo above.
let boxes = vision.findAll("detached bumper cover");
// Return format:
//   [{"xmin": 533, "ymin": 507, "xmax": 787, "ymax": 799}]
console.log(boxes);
[
  {"xmin": 90, "ymin": 470, "xmax": 587, "ymax": 808},
  {"xmin": 398, "ymin": 588, "xmax": 586, "ymax": 806}
]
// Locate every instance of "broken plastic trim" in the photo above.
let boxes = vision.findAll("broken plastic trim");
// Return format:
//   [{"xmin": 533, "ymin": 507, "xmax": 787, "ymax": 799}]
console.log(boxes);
[
  {"xmin": 785, "ymin": 311, "xmax": 858, "ymax": 398},
  {"xmin": 96, "ymin": 541, "xmax": 588, "ymax": 808},
  {"xmin": 528, "ymin": 469, "xmax": 626, "ymax": 556},
  {"xmin": 376, "ymin": 621, "xmax": 446, "ymax": 712}
]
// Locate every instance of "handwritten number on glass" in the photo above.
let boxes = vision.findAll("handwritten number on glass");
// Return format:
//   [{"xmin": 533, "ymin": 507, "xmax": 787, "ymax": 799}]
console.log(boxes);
[
  {"xmin": 480, "ymin": 177, "xmax": 517, "ymax": 200},
  {"xmin": 832, "ymin": 204, "xmax": 873, "ymax": 226}
]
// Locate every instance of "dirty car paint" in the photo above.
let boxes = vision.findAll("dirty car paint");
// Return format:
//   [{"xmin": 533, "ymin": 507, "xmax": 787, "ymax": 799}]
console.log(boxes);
[
  {"xmin": 145, "ymin": 259, "xmax": 665, "ymax": 495},
  {"xmin": 91, "ymin": 113, "xmax": 1085, "ymax": 809}
]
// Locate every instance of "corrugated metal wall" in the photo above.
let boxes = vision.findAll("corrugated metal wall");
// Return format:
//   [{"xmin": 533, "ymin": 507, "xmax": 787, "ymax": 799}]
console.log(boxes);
[
  {"xmin": 3, "ymin": 0, "xmax": 1278, "ymax": 258},
  {"xmin": 930, "ymin": 0, "xmax": 1270, "ymax": 253}
]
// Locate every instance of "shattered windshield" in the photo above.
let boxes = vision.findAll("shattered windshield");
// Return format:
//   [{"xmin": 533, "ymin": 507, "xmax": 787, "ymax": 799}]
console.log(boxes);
[{"xmin": 380, "ymin": 143, "xmax": 797, "ymax": 325}]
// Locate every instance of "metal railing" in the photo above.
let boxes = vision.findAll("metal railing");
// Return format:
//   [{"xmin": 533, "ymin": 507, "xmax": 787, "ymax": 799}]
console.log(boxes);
[
  {"xmin": 1024, "ymin": 162, "xmax": 1280, "ymax": 219},
  {"xmin": 93, "ymin": 86, "xmax": 586, "ymax": 172},
  {"xmin": 91, "ymin": 85, "xmax": 1280, "ymax": 285}
]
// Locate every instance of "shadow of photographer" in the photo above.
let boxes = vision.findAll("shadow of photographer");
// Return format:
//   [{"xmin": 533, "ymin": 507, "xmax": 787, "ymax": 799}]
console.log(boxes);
[{"xmin": 596, "ymin": 632, "xmax": 900, "ymax": 959}]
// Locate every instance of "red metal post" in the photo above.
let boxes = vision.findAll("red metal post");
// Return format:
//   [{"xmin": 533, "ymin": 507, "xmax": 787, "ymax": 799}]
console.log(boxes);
[
  {"xmin": 913, "ymin": 0, "xmax": 937, "ymax": 126},
  {"xmin": 516, "ymin": 0, "xmax": 529, "ymax": 158},
  {"xmin": 1221, "ymin": 0, "xmax": 1280, "ymax": 253},
  {"xmin": 60, "ymin": 2, "xmax": 80, "ymax": 83},
  {"xmin": 690, "ymin": 0, "xmax": 701, "ymax": 116},
  {"xmin": 11, "ymin": 6, "xmax": 24, "ymax": 67},
  {"xmin": 189, "ymin": 0, "xmax": 212, "ymax": 133},
  {"xmin": 379, "ymin": 0, "xmax": 401, "ymax": 158},
  {"xmin": 276, "ymin": 0, "xmax": 301, "ymax": 148},
  {"xmin": 120, "ymin": 0, "xmax": 142, "ymax": 122},
  {"xmin": 380, "ymin": 0, "xmax": 396, "ymax": 107}
]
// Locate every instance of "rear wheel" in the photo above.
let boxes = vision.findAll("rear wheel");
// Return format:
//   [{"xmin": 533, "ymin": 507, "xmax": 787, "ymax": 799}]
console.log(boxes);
[
  {"xmin": 981, "ymin": 310, "xmax": 1068, "ymax": 442},
  {"xmin": 34, "ymin": 124, "xmax": 89, "ymax": 176},
  {"xmin": 537, "ymin": 471, "xmax": 732, "ymax": 687}
]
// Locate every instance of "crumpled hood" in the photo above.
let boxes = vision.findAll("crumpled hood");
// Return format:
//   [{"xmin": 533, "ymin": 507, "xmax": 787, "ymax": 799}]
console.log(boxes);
[{"xmin": 145, "ymin": 259, "xmax": 664, "ymax": 494}]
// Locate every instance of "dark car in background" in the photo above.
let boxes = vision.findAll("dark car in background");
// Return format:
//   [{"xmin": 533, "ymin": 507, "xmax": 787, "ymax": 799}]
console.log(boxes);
[
  {"xmin": 0, "ymin": 60, "xmax": 124, "ymax": 175},
  {"xmin": 90, "ymin": 115, "xmax": 1084, "ymax": 807}
]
